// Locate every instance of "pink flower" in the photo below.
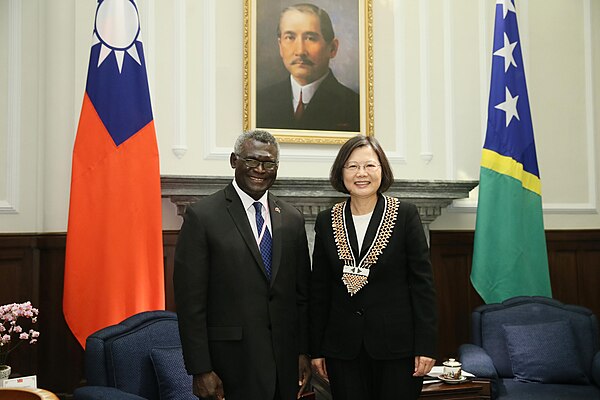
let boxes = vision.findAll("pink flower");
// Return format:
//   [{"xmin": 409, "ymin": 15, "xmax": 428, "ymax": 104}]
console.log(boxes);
[{"xmin": 0, "ymin": 301, "xmax": 39, "ymax": 365}]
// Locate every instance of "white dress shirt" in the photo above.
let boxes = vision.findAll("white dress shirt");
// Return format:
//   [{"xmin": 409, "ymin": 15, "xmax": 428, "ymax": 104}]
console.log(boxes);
[
  {"xmin": 232, "ymin": 179, "xmax": 272, "ymax": 245},
  {"xmin": 353, "ymin": 211, "xmax": 373, "ymax": 251},
  {"xmin": 290, "ymin": 70, "xmax": 329, "ymax": 111}
]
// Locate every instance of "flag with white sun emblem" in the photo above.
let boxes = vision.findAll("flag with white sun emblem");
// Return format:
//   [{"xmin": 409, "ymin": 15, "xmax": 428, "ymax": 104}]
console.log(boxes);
[
  {"xmin": 471, "ymin": 0, "xmax": 552, "ymax": 304},
  {"xmin": 64, "ymin": 0, "xmax": 165, "ymax": 348}
]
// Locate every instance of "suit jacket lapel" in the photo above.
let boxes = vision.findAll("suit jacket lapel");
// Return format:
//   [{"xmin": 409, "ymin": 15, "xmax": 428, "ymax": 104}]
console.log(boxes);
[
  {"xmin": 346, "ymin": 195, "xmax": 386, "ymax": 260},
  {"xmin": 224, "ymin": 184, "xmax": 265, "ymax": 276},
  {"xmin": 268, "ymin": 195, "xmax": 282, "ymax": 285},
  {"xmin": 304, "ymin": 71, "xmax": 343, "ymax": 119}
]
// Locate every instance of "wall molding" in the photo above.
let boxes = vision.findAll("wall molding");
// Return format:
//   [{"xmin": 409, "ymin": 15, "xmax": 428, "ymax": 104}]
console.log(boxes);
[
  {"xmin": 443, "ymin": 0, "xmax": 455, "ymax": 179},
  {"xmin": 138, "ymin": 0, "xmax": 155, "ymax": 105},
  {"xmin": 161, "ymin": 175, "xmax": 477, "ymax": 226},
  {"xmin": 202, "ymin": 0, "xmax": 222, "ymax": 159},
  {"xmin": 390, "ymin": 0, "xmax": 407, "ymax": 163},
  {"xmin": 419, "ymin": 0, "xmax": 433, "ymax": 164},
  {"xmin": 161, "ymin": 175, "xmax": 477, "ymax": 246},
  {"xmin": 1, "ymin": 0, "xmax": 22, "ymax": 214},
  {"xmin": 172, "ymin": 0, "xmax": 188, "ymax": 158},
  {"xmin": 583, "ymin": 0, "xmax": 597, "ymax": 211}
]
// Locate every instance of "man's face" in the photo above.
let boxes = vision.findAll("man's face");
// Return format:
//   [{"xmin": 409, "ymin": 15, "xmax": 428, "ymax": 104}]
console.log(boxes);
[
  {"xmin": 230, "ymin": 139, "xmax": 279, "ymax": 200},
  {"xmin": 278, "ymin": 9, "xmax": 338, "ymax": 86}
]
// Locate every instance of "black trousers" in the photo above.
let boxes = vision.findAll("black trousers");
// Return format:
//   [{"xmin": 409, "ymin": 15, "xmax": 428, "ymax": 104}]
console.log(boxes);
[{"xmin": 326, "ymin": 347, "xmax": 423, "ymax": 400}]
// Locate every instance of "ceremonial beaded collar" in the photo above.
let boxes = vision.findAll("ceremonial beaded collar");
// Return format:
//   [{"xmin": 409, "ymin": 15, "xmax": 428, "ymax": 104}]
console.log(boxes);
[{"xmin": 331, "ymin": 195, "xmax": 400, "ymax": 296}]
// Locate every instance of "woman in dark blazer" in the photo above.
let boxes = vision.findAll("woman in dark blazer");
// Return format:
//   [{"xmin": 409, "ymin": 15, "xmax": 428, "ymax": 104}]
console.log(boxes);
[{"xmin": 310, "ymin": 135, "xmax": 437, "ymax": 400}]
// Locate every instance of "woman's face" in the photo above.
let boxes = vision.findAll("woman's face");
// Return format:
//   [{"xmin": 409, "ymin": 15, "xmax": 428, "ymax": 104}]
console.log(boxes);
[{"xmin": 342, "ymin": 145, "xmax": 382, "ymax": 201}]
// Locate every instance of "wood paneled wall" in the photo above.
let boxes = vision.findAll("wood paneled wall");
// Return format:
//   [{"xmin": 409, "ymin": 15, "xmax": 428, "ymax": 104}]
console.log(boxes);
[
  {"xmin": 0, "ymin": 230, "xmax": 599, "ymax": 398},
  {"xmin": 430, "ymin": 230, "xmax": 600, "ymax": 361}
]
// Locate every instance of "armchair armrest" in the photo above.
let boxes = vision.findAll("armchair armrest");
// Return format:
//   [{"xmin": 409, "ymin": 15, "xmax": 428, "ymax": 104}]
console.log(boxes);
[
  {"xmin": 592, "ymin": 351, "xmax": 600, "ymax": 386},
  {"xmin": 458, "ymin": 344, "xmax": 498, "ymax": 379},
  {"xmin": 74, "ymin": 386, "xmax": 148, "ymax": 400}
]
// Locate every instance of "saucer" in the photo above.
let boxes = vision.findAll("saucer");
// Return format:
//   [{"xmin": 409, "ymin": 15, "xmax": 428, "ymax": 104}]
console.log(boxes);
[{"xmin": 439, "ymin": 374, "xmax": 468, "ymax": 384}]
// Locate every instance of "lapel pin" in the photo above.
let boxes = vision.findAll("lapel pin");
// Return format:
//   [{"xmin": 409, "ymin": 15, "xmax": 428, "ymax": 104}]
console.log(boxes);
[{"xmin": 275, "ymin": 207, "xmax": 281, "ymax": 213}]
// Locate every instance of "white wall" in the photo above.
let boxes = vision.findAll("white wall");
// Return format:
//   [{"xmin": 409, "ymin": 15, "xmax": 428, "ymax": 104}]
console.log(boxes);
[{"xmin": 0, "ymin": 0, "xmax": 598, "ymax": 233}]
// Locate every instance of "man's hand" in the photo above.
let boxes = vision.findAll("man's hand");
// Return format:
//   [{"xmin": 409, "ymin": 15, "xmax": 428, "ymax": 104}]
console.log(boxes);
[
  {"xmin": 413, "ymin": 355, "xmax": 436, "ymax": 377},
  {"xmin": 297, "ymin": 354, "xmax": 312, "ymax": 398},
  {"xmin": 193, "ymin": 372, "xmax": 224, "ymax": 400},
  {"xmin": 311, "ymin": 357, "xmax": 328, "ymax": 382}
]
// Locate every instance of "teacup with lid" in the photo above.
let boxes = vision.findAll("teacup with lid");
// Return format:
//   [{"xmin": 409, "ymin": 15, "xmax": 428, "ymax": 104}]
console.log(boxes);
[{"xmin": 443, "ymin": 358, "xmax": 462, "ymax": 379}]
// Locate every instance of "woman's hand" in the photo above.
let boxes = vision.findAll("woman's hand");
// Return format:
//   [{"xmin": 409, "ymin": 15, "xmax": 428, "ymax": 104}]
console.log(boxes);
[{"xmin": 413, "ymin": 355, "xmax": 436, "ymax": 377}]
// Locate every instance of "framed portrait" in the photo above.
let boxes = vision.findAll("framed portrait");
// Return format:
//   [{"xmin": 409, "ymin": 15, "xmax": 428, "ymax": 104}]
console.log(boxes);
[{"xmin": 243, "ymin": 0, "xmax": 373, "ymax": 144}]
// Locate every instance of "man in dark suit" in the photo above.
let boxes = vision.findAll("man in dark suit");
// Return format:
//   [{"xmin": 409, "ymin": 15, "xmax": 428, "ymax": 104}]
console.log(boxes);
[
  {"xmin": 257, "ymin": 3, "xmax": 359, "ymax": 132},
  {"xmin": 174, "ymin": 130, "xmax": 312, "ymax": 400}
]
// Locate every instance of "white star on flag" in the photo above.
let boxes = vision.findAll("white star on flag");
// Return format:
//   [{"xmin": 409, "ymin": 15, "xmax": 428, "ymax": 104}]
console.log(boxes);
[
  {"xmin": 495, "ymin": 87, "xmax": 520, "ymax": 127},
  {"xmin": 493, "ymin": 33, "xmax": 518, "ymax": 72},
  {"xmin": 496, "ymin": 0, "xmax": 516, "ymax": 19}
]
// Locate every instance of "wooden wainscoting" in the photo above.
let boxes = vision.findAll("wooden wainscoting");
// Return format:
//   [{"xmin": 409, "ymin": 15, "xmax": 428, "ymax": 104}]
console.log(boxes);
[
  {"xmin": 430, "ymin": 230, "xmax": 600, "ymax": 361},
  {"xmin": 0, "ymin": 230, "xmax": 599, "ymax": 398},
  {"xmin": 429, "ymin": 231, "xmax": 485, "ymax": 361},
  {"xmin": 0, "ymin": 233, "xmax": 181, "ymax": 398}
]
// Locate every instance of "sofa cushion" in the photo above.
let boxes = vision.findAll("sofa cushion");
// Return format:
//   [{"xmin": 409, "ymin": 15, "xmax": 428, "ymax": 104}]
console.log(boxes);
[
  {"xmin": 499, "ymin": 378, "xmax": 600, "ymax": 400},
  {"xmin": 151, "ymin": 347, "xmax": 196, "ymax": 400},
  {"xmin": 503, "ymin": 320, "xmax": 588, "ymax": 384}
]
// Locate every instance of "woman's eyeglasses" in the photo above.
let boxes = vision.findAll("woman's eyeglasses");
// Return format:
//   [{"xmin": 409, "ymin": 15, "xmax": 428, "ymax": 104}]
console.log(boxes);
[{"xmin": 343, "ymin": 162, "xmax": 380, "ymax": 173}]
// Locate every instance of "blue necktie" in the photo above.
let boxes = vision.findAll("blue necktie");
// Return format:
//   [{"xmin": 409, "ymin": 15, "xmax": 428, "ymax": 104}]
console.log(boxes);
[{"xmin": 253, "ymin": 202, "xmax": 272, "ymax": 280}]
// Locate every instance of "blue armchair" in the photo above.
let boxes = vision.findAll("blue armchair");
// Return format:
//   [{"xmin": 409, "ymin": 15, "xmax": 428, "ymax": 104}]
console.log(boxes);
[
  {"xmin": 73, "ymin": 310, "xmax": 195, "ymax": 400},
  {"xmin": 458, "ymin": 296, "xmax": 600, "ymax": 400}
]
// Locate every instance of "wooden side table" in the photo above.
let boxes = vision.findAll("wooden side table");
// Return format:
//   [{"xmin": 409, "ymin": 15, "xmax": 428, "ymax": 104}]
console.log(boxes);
[
  {"xmin": 0, "ymin": 388, "xmax": 60, "ymax": 400},
  {"xmin": 419, "ymin": 379, "xmax": 491, "ymax": 399},
  {"xmin": 311, "ymin": 367, "xmax": 491, "ymax": 400}
]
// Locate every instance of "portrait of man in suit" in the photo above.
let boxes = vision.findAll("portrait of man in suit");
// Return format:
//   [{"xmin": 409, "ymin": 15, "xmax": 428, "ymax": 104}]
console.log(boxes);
[{"xmin": 256, "ymin": 3, "xmax": 360, "ymax": 132}]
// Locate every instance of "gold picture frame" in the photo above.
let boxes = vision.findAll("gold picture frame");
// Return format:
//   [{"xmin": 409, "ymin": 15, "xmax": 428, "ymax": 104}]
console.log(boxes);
[{"xmin": 243, "ymin": 0, "xmax": 374, "ymax": 144}]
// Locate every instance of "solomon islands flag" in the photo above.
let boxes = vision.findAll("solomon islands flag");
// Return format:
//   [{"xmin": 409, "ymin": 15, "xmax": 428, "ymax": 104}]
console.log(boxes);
[{"xmin": 471, "ymin": 0, "xmax": 552, "ymax": 304}]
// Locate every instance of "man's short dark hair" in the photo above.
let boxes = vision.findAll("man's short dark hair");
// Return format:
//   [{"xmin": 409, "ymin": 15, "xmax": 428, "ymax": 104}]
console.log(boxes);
[
  {"xmin": 277, "ymin": 3, "xmax": 335, "ymax": 43},
  {"xmin": 234, "ymin": 130, "xmax": 280, "ymax": 161},
  {"xmin": 330, "ymin": 135, "xmax": 394, "ymax": 194}
]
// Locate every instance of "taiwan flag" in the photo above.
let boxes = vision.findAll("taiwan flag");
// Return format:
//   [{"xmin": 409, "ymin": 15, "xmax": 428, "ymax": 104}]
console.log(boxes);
[
  {"xmin": 64, "ymin": 0, "xmax": 165, "ymax": 348},
  {"xmin": 471, "ymin": 0, "xmax": 552, "ymax": 304}
]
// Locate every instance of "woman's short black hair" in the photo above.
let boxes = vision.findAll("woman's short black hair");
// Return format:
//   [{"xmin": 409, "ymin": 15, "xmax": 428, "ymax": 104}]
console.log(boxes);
[{"xmin": 329, "ymin": 135, "xmax": 394, "ymax": 194}]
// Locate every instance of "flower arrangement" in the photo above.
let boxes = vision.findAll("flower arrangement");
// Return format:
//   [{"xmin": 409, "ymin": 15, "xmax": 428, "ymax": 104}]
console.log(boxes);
[{"xmin": 0, "ymin": 301, "xmax": 39, "ymax": 365}]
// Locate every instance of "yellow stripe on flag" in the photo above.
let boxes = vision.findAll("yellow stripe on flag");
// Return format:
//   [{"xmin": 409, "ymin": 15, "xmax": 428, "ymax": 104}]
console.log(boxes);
[{"xmin": 481, "ymin": 148, "xmax": 542, "ymax": 195}]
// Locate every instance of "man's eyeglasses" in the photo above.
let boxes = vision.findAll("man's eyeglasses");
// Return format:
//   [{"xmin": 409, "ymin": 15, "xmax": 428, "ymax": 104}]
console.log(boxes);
[
  {"xmin": 237, "ymin": 156, "xmax": 279, "ymax": 171},
  {"xmin": 343, "ymin": 162, "xmax": 381, "ymax": 173}
]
